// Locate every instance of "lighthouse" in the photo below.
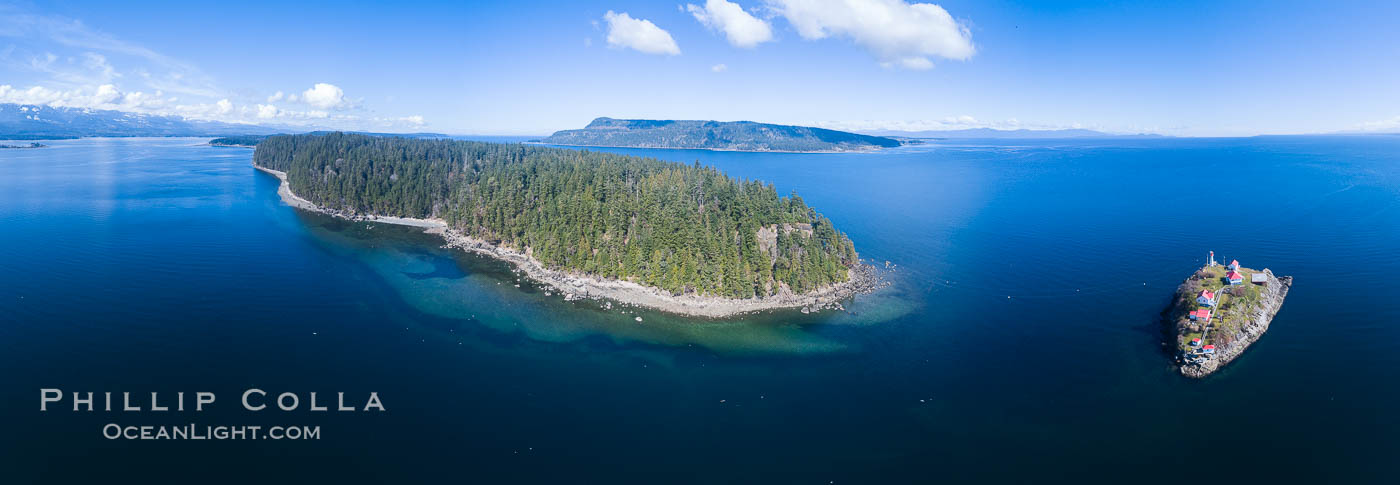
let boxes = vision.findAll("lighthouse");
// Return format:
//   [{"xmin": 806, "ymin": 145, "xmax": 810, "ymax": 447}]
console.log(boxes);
[{"xmin": 1208, "ymin": 251, "xmax": 1216, "ymax": 267}]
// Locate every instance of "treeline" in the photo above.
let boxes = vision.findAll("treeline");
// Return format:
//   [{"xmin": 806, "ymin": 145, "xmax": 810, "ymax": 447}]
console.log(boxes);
[
  {"xmin": 254, "ymin": 133, "xmax": 859, "ymax": 297},
  {"xmin": 210, "ymin": 135, "xmax": 268, "ymax": 146}
]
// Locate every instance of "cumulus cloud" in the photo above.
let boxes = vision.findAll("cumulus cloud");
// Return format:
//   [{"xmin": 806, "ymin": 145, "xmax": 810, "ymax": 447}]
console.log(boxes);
[
  {"xmin": 0, "ymin": 83, "xmax": 172, "ymax": 111},
  {"xmin": 711, "ymin": 63, "xmax": 728, "ymax": 72},
  {"xmin": 0, "ymin": 8, "xmax": 419, "ymax": 130},
  {"xmin": 767, "ymin": 0, "xmax": 974, "ymax": 69},
  {"xmin": 300, "ymin": 83, "xmax": 348, "ymax": 110},
  {"xmin": 686, "ymin": 0, "xmax": 773, "ymax": 48},
  {"xmin": 92, "ymin": 83, "xmax": 120, "ymax": 104},
  {"xmin": 603, "ymin": 11, "xmax": 681, "ymax": 55}
]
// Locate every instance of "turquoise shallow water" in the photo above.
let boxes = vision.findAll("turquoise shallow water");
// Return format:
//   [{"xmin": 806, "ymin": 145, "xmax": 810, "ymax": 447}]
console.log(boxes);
[{"xmin": 3, "ymin": 135, "xmax": 1400, "ymax": 482}]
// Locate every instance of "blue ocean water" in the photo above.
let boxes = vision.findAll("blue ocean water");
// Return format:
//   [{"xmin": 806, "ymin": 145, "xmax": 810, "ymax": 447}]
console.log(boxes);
[{"xmin": 3, "ymin": 135, "xmax": 1400, "ymax": 482}]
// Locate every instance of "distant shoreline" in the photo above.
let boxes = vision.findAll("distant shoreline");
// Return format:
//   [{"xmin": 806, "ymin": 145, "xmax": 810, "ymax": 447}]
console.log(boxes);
[
  {"xmin": 524, "ymin": 141, "xmax": 891, "ymax": 154},
  {"xmin": 253, "ymin": 163, "xmax": 882, "ymax": 318}
]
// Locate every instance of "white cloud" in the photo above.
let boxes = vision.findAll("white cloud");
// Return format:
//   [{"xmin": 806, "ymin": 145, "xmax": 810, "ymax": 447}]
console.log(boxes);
[
  {"xmin": 0, "ymin": 8, "xmax": 423, "ymax": 131},
  {"xmin": 711, "ymin": 63, "xmax": 728, "ymax": 72},
  {"xmin": 80, "ymin": 52, "xmax": 118, "ymax": 83},
  {"xmin": 767, "ymin": 0, "xmax": 974, "ymax": 69},
  {"xmin": 686, "ymin": 0, "xmax": 773, "ymax": 48},
  {"xmin": 0, "ymin": 12, "xmax": 223, "ymax": 98},
  {"xmin": 300, "ymin": 83, "xmax": 348, "ymax": 110},
  {"xmin": 0, "ymin": 83, "xmax": 171, "ymax": 111},
  {"xmin": 93, "ymin": 83, "xmax": 120, "ymax": 104},
  {"xmin": 0, "ymin": 82, "xmax": 410, "ymax": 129},
  {"xmin": 603, "ymin": 11, "xmax": 681, "ymax": 55}
]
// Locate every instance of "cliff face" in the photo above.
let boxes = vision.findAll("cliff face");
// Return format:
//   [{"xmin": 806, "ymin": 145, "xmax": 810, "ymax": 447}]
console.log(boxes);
[{"xmin": 1171, "ymin": 268, "xmax": 1292, "ymax": 378}]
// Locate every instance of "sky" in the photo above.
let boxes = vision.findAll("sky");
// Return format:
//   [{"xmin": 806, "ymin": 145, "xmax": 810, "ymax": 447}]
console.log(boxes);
[{"xmin": 1, "ymin": 0, "xmax": 1398, "ymax": 137}]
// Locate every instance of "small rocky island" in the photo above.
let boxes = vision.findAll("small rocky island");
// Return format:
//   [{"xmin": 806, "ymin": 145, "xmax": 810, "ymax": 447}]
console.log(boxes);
[
  {"xmin": 1165, "ymin": 251, "xmax": 1292, "ymax": 378},
  {"xmin": 0, "ymin": 142, "xmax": 46, "ymax": 149}
]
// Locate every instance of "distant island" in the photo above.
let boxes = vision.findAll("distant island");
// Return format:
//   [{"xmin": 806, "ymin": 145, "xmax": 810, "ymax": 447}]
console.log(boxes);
[
  {"xmin": 0, "ymin": 142, "xmax": 46, "ymax": 149},
  {"xmin": 860, "ymin": 127, "xmax": 1165, "ymax": 139},
  {"xmin": 1165, "ymin": 252, "xmax": 1292, "ymax": 378},
  {"xmin": 253, "ymin": 133, "xmax": 880, "ymax": 317},
  {"xmin": 209, "ymin": 135, "xmax": 267, "ymax": 147},
  {"xmin": 540, "ymin": 117, "xmax": 903, "ymax": 152}
]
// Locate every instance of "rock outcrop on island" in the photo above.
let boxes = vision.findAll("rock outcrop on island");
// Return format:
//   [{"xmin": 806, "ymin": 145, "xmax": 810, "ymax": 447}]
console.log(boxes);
[
  {"xmin": 540, "ymin": 117, "xmax": 903, "ymax": 152},
  {"xmin": 1165, "ymin": 256, "xmax": 1292, "ymax": 378}
]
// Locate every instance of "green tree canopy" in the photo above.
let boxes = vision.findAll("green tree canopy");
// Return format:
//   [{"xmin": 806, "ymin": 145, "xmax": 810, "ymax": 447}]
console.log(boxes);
[{"xmin": 255, "ymin": 133, "xmax": 859, "ymax": 298}]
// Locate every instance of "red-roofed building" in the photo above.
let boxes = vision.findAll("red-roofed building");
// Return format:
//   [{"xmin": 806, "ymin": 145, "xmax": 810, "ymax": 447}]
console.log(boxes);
[
  {"xmin": 1203, "ymin": 344, "xmax": 1216, "ymax": 354},
  {"xmin": 1189, "ymin": 308, "xmax": 1212, "ymax": 322},
  {"xmin": 1226, "ymin": 271, "xmax": 1244, "ymax": 285},
  {"xmin": 1197, "ymin": 290, "xmax": 1217, "ymax": 306},
  {"xmin": 1228, "ymin": 259, "xmax": 1240, "ymax": 270},
  {"xmin": 1190, "ymin": 338, "xmax": 1202, "ymax": 347}
]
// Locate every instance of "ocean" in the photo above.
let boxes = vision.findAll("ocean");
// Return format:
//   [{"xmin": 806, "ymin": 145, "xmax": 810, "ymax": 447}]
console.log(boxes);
[{"xmin": 3, "ymin": 135, "xmax": 1400, "ymax": 482}]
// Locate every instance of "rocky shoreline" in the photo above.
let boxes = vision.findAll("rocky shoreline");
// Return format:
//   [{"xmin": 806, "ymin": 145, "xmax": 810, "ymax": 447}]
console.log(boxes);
[
  {"xmin": 1168, "ymin": 268, "xmax": 1292, "ymax": 378},
  {"xmin": 254, "ymin": 163, "xmax": 884, "ymax": 318}
]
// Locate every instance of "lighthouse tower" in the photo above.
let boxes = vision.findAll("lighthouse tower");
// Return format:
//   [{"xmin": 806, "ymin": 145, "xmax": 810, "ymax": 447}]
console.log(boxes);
[{"xmin": 1208, "ymin": 251, "xmax": 1216, "ymax": 267}]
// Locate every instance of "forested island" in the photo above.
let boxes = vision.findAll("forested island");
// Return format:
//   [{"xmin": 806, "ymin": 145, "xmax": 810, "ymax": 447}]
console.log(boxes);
[
  {"xmin": 253, "ymin": 133, "xmax": 878, "ymax": 316},
  {"xmin": 212, "ymin": 131, "xmax": 452, "ymax": 147},
  {"xmin": 1165, "ymin": 256, "xmax": 1292, "ymax": 378},
  {"xmin": 0, "ymin": 142, "xmax": 45, "ymax": 149},
  {"xmin": 210, "ymin": 135, "xmax": 267, "ymax": 147},
  {"xmin": 540, "ymin": 117, "xmax": 902, "ymax": 152}
]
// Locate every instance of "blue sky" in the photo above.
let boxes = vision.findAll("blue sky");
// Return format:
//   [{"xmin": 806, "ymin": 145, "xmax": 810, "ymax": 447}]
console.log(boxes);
[{"xmin": 1, "ymin": 0, "xmax": 1398, "ymax": 136}]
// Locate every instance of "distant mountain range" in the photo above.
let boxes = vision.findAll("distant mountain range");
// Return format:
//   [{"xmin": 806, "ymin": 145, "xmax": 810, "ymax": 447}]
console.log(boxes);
[
  {"xmin": 210, "ymin": 131, "xmax": 453, "ymax": 147},
  {"xmin": 0, "ymin": 104, "xmax": 279, "ymax": 139},
  {"xmin": 2, "ymin": 103, "xmax": 1179, "ymax": 144},
  {"xmin": 861, "ymin": 127, "xmax": 1164, "ymax": 139},
  {"xmin": 541, "ymin": 117, "xmax": 903, "ymax": 152}
]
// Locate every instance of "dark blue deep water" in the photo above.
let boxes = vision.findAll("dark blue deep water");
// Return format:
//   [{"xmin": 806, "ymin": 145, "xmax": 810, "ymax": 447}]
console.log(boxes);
[{"xmin": 4, "ymin": 136, "xmax": 1400, "ymax": 482}]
